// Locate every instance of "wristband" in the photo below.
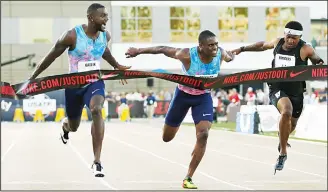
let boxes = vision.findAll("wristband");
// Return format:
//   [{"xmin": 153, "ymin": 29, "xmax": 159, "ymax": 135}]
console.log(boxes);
[{"xmin": 317, "ymin": 59, "xmax": 324, "ymax": 64}]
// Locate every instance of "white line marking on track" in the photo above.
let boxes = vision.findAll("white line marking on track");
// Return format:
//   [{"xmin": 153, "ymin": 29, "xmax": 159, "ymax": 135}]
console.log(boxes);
[
  {"xmin": 244, "ymin": 180, "xmax": 322, "ymax": 184},
  {"xmin": 240, "ymin": 143, "xmax": 327, "ymax": 159},
  {"xmin": 1, "ymin": 128, "xmax": 26, "ymax": 162},
  {"xmin": 4, "ymin": 180, "xmax": 87, "ymax": 185},
  {"xmin": 107, "ymin": 136, "xmax": 253, "ymax": 190},
  {"xmin": 46, "ymin": 123, "xmax": 117, "ymax": 190},
  {"xmin": 131, "ymin": 123, "xmax": 327, "ymax": 159},
  {"xmin": 125, "ymin": 180, "xmax": 184, "ymax": 184},
  {"xmin": 213, "ymin": 128, "xmax": 327, "ymax": 146},
  {"xmin": 176, "ymin": 141, "xmax": 327, "ymax": 179},
  {"xmin": 5, "ymin": 181, "xmax": 49, "ymax": 185},
  {"xmin": 125, "ymin": 130, "xmax": 327, "ymax": 178},
  {"xmin": 68, "ymin": 142, "xmax": 118, "ymax": 190}
]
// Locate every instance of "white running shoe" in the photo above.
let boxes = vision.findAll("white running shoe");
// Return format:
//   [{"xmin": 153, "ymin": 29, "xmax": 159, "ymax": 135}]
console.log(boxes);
[
  {"xmin": 60, "ymin": 117, "xmax": 69, "ymax": 144},
  {"xmin": 92, "ymin": 162, "xmax": 105, "ymax": 177}
]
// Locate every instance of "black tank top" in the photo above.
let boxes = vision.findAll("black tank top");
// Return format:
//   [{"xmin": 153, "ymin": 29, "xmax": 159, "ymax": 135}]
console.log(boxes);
[{"xmin": 268, "ymin": 38, "xmax": 308, "ymax": 96}]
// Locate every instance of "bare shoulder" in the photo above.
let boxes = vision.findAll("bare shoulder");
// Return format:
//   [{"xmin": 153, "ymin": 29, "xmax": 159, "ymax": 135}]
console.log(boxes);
[
  {"xmin": 105, "ymin": 31, "xmax": 111, "ymax": 42},
  {"xmin": 274, "ymin": 37, "xmax": 283, "ymax": 46},
  {"xmin": 176, "ymin": 48, "xmax": 190, "ymax": 58},
  {"xmin": 300, "ymin": 42, "xmax": 316, "ymax": 56},
  {"xmin": 59, "ymin": 28, "xmax": 76, "ymax": 44},
  {"xmin": 302, "ymin": 42, "xmax": 314, "ymax": 51}
]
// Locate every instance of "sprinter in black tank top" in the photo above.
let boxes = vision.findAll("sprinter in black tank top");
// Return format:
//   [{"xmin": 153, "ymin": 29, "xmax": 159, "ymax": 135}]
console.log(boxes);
[{"xmin": 231, "ymin": 21, "xmax": 325, "ymax": 174}]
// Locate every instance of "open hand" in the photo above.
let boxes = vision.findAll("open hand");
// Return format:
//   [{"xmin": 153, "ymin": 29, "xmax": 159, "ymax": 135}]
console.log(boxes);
[{"xmin": 114, "ymin": 63, "xmax": 131, "ymax": 85}]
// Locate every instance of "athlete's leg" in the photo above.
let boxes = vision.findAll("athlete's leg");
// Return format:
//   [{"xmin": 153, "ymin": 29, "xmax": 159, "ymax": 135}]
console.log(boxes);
[
  {"xmin": 163, "ymin": 88, "xmax": 191, "ymax": 142},
  {"xmin": 291, "ymin": 117, "xmax": 299, "ymax": 133},
  {"xmin": 276, "ymin": 97, "xmax": 293, "ymax": 155},
  {"xmin": 84, "ymin": 81, "xmax": 105, "ymax": 162},
  {"xmin": 269, "ymin": 90, "xmax": 292, "ymax": 173},
  {"xmin": 187, "ymin": 121, "xmax": 211, "ymax": 178},
  {"xmin": 89, "ymin": 95, "xmax": 105, "ymax": 164},
  {"xmin": 277, "ymin": 95, "xmax": 304, "ymax": 151},
  {"xmin": 270, "ymin": 90, "xmax": 293, "ymax": 155},
  {"xmin": 83, "ymin": 80, "xmax": 106, "ymax": 177},
  {"xmin": 183, "ymin": 93, "xmax": 213, "ymax": 189},
  {"xmin": 60, "ymin": 88, "xmax": 84, "ymax": 144},
  {"xmin": 290, "ymin": 94, "xmax": 304, "ymax": 133}
]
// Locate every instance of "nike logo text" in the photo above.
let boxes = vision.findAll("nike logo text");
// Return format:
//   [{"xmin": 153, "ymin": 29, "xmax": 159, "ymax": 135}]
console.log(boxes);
[{"xmin": 290, "ymin": 70, "xmax": 307, "ymax": 78}]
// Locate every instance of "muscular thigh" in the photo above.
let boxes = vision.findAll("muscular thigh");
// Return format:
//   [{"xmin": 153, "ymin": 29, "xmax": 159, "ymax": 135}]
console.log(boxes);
[
  {"xmin": 269, "ymin": 90, "xmax": 292, "ymax": 113},
  {"xmin": 65, "ymin": 88, "xmax": 84, "ymax": 119},
  {"xmin": 191, "ymin": 93, "xmax": 213, "ymax": 125},
  {"xmin": 165, "ymin": 88, "xmax": 191, "ymax": 127},
  {"xmin": 83, "ymin": 80, "xmax": 105, "ymax": 108}
]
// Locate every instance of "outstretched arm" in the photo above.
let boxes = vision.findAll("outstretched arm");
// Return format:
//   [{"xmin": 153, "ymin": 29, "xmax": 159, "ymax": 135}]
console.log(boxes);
[
  {"xmin": 102, "ymin": 32, "xmax": 130, "ymax": 70},
  {"xmin": 231, "ymin": 38, "xmax": 281, "ymax": 55},
  {"xmin": 137, "ymin": 46, "xmax": 182, "ymax": 59},
  {"xmin": 125, "ymin": 46, "xmax": 191, "ymax": 69},
  {"xmin": 126, "ymin": 46, "xmax": 189, "ymax": 60},
  {"xmin": 303, "ymin": 44, "xmax": 325, "ymax": 65},
  {"xmin": 29, "ymin": 30, "xmax": 74, "ymax": 79}
]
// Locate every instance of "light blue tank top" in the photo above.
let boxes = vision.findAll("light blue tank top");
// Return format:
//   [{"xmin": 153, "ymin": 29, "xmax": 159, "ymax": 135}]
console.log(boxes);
[
  {"xmin": 178, "ymin": 46, "xmax": 221, "ymax": 95},
  {"xmin": 67, "ymin": 25, "xmax": 107, "ymax": 73}
]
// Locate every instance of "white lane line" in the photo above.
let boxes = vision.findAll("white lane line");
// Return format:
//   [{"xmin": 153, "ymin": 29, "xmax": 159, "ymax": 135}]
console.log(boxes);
[
  {"xmin": 68, "ymin": 142, "xmax": 118, "ymax": 190},
  {"xmin": 1, "ymin": 128, "xmax": 26, "ymax": 162},
  {"xmin": 124, "ymin": 130, "xmax": 327, "ymax": 179},
  {"xmin": 107, "ymin": 135, "xmax": 253, "ymax": 190},
  {"xmin": 176, "ymin": 141, "xmax": 327, "ymax": 179}
]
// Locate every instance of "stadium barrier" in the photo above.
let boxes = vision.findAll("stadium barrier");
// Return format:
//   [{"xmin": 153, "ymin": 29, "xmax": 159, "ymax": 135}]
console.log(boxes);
[{"xmin": 237, "ymin": 104, "xmax": 327, "ymax": 141}]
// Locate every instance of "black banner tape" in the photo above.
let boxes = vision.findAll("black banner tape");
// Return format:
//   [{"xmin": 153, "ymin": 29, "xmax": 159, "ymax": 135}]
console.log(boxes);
[{"xmin": 1, "ymin": 65, "xmax": 327, "ymax": 100}]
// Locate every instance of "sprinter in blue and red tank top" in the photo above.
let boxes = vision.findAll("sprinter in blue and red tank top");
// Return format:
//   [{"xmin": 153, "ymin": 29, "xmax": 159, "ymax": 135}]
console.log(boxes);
[
  {"xmin": 28, "ymin": 3, "xmax": 131, "ymax": 177},
  {"xmin": 125, "ymin": 30, "xmax": 235, "ymax": 189}
]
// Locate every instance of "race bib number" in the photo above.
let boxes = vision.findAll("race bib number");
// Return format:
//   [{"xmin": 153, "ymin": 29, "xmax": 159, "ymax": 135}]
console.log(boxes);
[
  {"xmin": 274, "ymin": 54, "xmax": 295, "ymax": 68},
  {"xmin": 78, "ymin": 60, "xmax": 100, "ymax": 72},
  {"xmin": 195, "ymin": 74, "xmax": 217, "ymax": 78}
]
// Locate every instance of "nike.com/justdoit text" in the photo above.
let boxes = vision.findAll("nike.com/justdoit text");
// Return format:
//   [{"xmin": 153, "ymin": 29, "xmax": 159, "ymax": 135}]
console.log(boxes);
[{"xmin": 223, "ymin": 70, "xmax": 289, "ymax": 84}]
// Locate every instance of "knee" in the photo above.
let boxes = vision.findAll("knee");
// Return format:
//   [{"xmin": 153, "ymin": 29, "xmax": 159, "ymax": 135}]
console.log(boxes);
[
  {"xmin": 162, "ymin": 131, "xmax": 175, "ymax": 142},
  {"xmin": 162, "ymin": 125, "xmax": 178, "ymax": 143},
  {"xmin": 162, "ymin": 136, "xmax": 173, "ymax": 143},
  {"xmin": 280, "ymin": 107, "xmax": 293, "ymax": 119},
  {"xmin": 196, "ymin": 128, "xmax": 209, "ymax": 142},
  {"xmin": 68, "ymin": 122, "xmax": 79, "ymax": 132},
  {"xmin": 90, "ymin": 105, "xmax": 102, "ymax": 117}
]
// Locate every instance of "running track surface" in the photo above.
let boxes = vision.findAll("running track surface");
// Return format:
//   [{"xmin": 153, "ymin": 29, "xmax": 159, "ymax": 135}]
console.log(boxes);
[{"xmin": 1, "ymin": 119, "xmax": 327, "ymax": 190}]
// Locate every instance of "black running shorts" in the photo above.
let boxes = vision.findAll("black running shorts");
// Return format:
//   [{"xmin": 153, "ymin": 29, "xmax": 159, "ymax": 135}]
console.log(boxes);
[{"xmin": 269, "ymin": 90, "xmax": 304, "ymax": 118}]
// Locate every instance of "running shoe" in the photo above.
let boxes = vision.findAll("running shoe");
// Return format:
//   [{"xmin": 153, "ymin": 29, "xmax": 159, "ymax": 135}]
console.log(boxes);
[
  {"xmin": 182, "ymin": 177, "xmax": 197, "ymax": 189},
  {"xmin": 274, "ymin": 154, "xmax": 287, "ymax": 175}
]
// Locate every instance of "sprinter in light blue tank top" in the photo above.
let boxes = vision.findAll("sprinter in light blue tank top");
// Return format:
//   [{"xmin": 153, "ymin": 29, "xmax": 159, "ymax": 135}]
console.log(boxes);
[
  {"xmin": 125, "ymin": 30, "xmax": 235, "ymax": 189},
  {"xmin": 178, "ymin": 46, "xmax": 221, "ymax": 95},
  {"xmin": 27, "ymin": 3, "xmax": 131, "ymax": 178}
]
